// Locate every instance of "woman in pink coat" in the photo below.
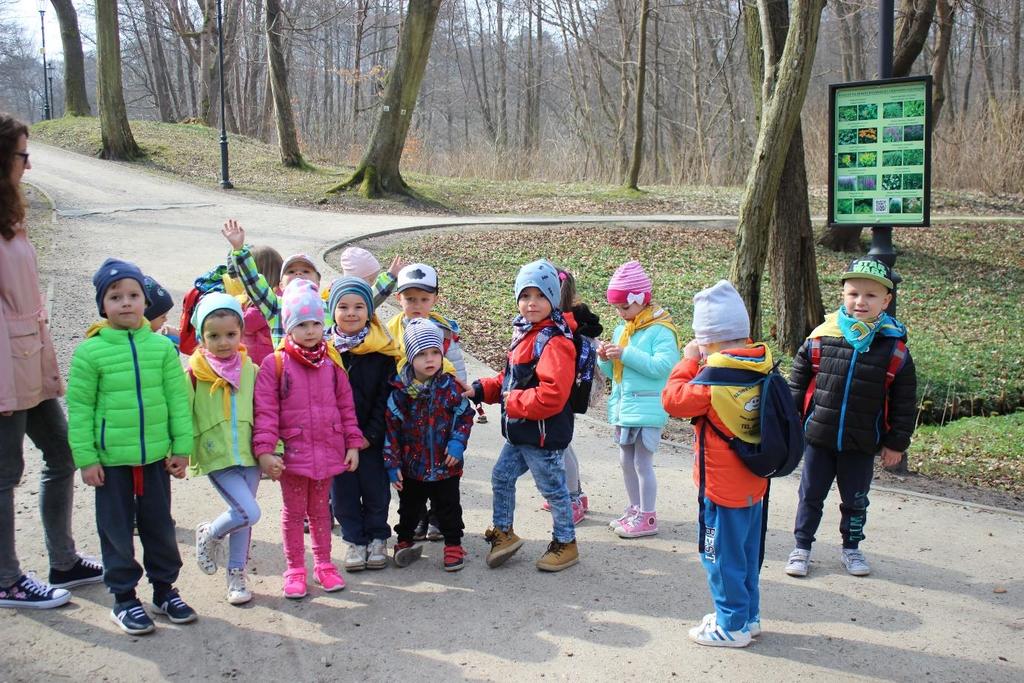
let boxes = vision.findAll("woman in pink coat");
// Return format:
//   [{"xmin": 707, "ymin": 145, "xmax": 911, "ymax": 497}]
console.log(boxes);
[
  {"xmin": 253, "ymin": 279, "xmax": 363, "ymax": 599},
  {"xmin": 0, "ymin": 115, "xmax": 102, "ymax": 610}
]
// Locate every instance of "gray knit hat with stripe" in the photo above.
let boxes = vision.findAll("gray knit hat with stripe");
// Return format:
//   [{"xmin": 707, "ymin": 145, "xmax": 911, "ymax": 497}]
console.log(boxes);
[{"xmin": 403, "ymin": 318, "xmax": 444, "ymax": 364}]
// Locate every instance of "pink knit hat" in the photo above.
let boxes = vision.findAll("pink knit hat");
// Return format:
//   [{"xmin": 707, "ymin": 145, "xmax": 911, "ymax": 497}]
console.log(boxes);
[
  {"xmin": 606, "ymin": 261, "xmax": 653, "ymax": 305},
  {"xmin": 339, "ymin": 247, "xmax": 382, "ymax": 281}
]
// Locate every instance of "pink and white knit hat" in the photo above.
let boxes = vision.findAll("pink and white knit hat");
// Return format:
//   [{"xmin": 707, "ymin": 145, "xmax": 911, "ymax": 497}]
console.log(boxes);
[
  {"xmin": 606, "ymin": 261, "xmax": 653, "ymax": 306},
  {"xmin": 281, "ymin": 279, "xmax": 324, "ymax": 333},
  {"xmin": 339, "ymin": 247, "xmax": 382, "ymax": 281}
]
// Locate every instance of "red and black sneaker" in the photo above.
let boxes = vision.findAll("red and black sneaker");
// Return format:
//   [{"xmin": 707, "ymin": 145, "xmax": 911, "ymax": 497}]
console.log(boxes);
[
  {"xmin": 393, "ymin": 541, "xmax": 423, "ymax": 568},
  {"xmin": 443, "ymin": 545, "xmax": 466, "ymax": 572}
]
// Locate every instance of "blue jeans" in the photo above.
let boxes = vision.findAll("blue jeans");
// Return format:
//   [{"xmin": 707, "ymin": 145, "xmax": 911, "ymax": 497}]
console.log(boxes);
[
  {"xmin": 207, "ymin": 466, "xmax": 261, "ymax": 570},
  {"xmin": 491, "ymin": 442, "xmax": 575, "ymax": 543},
  {"xmin": 700, "ymin": 498, "xmax": 763, "ymax": 632}
]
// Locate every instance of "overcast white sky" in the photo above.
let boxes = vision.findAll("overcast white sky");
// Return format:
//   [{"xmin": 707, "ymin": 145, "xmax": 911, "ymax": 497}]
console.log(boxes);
[{"xmin": 9, "ymin": 0, "xmax": 68, "ymax": 60}]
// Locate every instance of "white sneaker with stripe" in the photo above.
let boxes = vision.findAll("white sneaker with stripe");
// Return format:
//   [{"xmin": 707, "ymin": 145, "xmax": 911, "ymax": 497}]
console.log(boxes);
[{"xmin": 688, "ymin": 613, "xmax": 752, "ymax": 648}]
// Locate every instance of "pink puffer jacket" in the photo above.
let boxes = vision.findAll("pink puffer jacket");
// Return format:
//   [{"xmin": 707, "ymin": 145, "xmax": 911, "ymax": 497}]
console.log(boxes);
[
  {"xmin": 242, "ymin": 305, "xmax": 274, "ymax": 366},
  {"xmin": 252, "ymin": 351, "xmax": 364, "ymax": 480}
]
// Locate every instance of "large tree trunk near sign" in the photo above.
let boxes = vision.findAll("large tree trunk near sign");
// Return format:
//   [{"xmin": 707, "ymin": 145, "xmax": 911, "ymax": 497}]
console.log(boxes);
[
  {"xmin": 96, "ymin": 0, "xmax": 140, "ymax": 160},
  {"xmin": 730, "ymin": 0, "xmax": 825, "ymax": 339},
  {"xmin": 819, "ymin": 0, "xmax": 936, "ymax": 253},
  {"xmin": 265, "ymin": 0, "xmax": 303, "ymax": 167},
  {"xmin": 327, "ymin": 0, "xmax": 442, "ymax": 198},
  {"xmin": 51, "ymin": 0, "xmax": 91, "ymax": 116},
  {"xmin": 743, "ymin": 0, "xmax": 824, "ymax": 354}
]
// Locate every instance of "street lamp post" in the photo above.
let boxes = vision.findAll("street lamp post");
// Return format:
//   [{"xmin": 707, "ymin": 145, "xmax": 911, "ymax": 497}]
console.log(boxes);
[
  {"xmin": 216, "ymin": 0, "xmax": 233, "ymax": 189},
  {"xmin": 38, "ymin": 5, "xmax": 50, "ymax": 120}
]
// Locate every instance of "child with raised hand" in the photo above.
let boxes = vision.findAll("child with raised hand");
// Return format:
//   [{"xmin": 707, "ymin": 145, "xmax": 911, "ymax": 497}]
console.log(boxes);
[
  {"xmin": 384, "ymin": 319, "xmax": 474, "ymax": 571},
  {"xmin": 597, "ymin": 261, "xmax": 680, "ymax": 538},
  {"xmin": 222, "ymin": 219, "xmax": 323, "ymax": 348},
  {"xmin": 785, "ymin": 258, "xmax": 916, "ymax": 579},
  {"xmin": 662, "ymin": 279, "xmax": 769, "ymax": 648},
  {"xmin": 540, "ymin": 266, "xmax": 603, "ymax": 524},
  {"xmin": 241, "ymin": 245, "xmax": 282, "ymax": 366},
  {"xmin": 252, "ymin": 279, "xmax": 363, "ymax": 599},
  {"xmin": 67, "ymin": 259, "xmax": 194, "ymax": 635},
  {"xmin": 339, "ymin": 246, "xmax": 404, "ymax": 308},
  {"xmin": 326, "ymin": 277, "xmax": 403, "ymax": 572},
  {"xmin": 468, "ymin": 259, "xmax": 580, "ymax": 572},
  {"xmin": 186, "ymin": 293, "xmax": 261, "ymax": 606}
]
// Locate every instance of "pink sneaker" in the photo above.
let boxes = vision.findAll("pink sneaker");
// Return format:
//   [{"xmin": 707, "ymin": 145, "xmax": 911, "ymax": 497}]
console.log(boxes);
[
  {"xmin": 571, "ymin": 499, "xmax": 586, "ymax": 526},
  {"xmin": 608, "ymin": 504, "xmax": 639, "ymax": 530},
  {"xmin": 541, "ymin": 500, "xmax": 552, "ymax": 512},
  {"xmin": 580, "ymin": 494, "xmax": 590, "ymax": 513},
  {"xmin": 313, "ymin": 563, "xmax": 346, "ymax": 592},
  {"xmin": 282, "ymin": 568, "xmax": 307, "ymax": 599},
  {"xmin": 616, "ymin": 511, "xmax": 658, "ymax": 538}
]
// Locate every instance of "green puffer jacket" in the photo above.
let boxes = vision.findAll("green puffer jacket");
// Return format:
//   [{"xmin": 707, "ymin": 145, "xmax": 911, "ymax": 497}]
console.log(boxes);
[
  {"xmin": 187, "ymin": 359, "xmax": 258, "ymax": 476},
  {"xmin": 67, "ymin": 322, "xmax": 192, "ymax": 469}
]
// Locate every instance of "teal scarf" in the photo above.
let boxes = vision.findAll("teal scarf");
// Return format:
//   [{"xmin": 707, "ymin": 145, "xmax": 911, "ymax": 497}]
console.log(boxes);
[{"xmin": 837, "ymin": 307, "xmax": 906, "ymax": 352}]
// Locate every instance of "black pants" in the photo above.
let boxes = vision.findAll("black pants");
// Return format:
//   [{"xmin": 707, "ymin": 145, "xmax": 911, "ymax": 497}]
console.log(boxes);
[
  {"xmin": 332, "ymin": 448, "xmax": 391, "ymax": 545},
  {"xmin": 95, "ymin": 461, "xmax": 182, "ymax": 598},
  {"xmin": 395, "ymin": 477, "xmax": 463, "ymax": 546},
  {"xmin": 793, "ymin": 445, "xmax": 875, "ymax": 550}
]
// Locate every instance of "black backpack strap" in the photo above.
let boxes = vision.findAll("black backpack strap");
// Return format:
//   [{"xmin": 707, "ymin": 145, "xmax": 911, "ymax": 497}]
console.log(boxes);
[
  {"xmin": 758, "ymin": 481, "xmax": 769, "ymax": 570},
  {"xmin": 697, "ymin": 419, "xmax": 707, "ymax": 554}
]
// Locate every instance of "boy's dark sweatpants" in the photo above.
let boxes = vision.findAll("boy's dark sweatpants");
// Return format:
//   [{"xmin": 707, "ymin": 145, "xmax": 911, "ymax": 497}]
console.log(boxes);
[
  {"xmin": 394, "ymin": 477, "xmax": 463, "ymax": 546},
  {"xmin": 332, "ymin": 448, "xmax": 392, "ymax": 545},
  {"xmin": 793, "ymin": 445, "xmax": 875, "ymax": 550},
  {"xmin": 95, "ymin": 461, "xmax": 182, "ymax": 600}
]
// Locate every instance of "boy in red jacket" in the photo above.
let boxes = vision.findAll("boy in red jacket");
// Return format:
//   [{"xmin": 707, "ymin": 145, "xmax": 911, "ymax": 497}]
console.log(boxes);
[
  {"xmin": 468, "ymin": 260, "xmax": 579, "ymax": 572},
  {"xmin": 663, "ymin": 280, "xmax": 767, "ymax": 648}
]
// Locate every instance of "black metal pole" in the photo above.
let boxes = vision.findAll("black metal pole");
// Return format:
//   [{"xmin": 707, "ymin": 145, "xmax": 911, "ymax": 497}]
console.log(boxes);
[
  {"xmin": 216, "ymin": 0, "xmax": 233, "ymax": 189},
  {"xmin": 39, "ymin": 9, "xmax": 50, "ymax": 120},
  {"xmin": 869, "ymin": 0, "xmax": 901, "ymax": 309}
]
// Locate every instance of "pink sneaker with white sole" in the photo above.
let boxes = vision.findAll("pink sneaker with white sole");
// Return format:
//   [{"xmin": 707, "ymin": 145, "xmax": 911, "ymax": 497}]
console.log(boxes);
[
  {"xmin": 608, "ymin": 504, "xmax": 639, "ymax": 530},
  {"xmin": 616, "ymin": 511, "xmax": 658, "ymax": 538},
  {"xmin": 313, "ymin": 563, "xmax": 346, "ymax": 592},
  {"xmin": 571, "ymin": 499, "xmax": 586, "ymax": 525}
]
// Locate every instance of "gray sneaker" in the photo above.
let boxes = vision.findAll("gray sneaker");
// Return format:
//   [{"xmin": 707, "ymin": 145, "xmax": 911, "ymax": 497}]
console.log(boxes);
[
  {"xmin": 841, "ymin": 548, "xmax": 871, "ymax": 576},
  {"xmin": 344, "ymin": 544, "xmax": 367, "ymax": 572},
  {"xmin": 226, "ymin": 568, "xmax": 252, "ymax": 605},
  {"xmin": 366, "ymin": 539, "xmax": 388, "ymax": 570},
  {"xmin": 195, "ymin": 523, "xmax": 220, "ymax": 575},
  {"xmin": 785, "ymin": 548, "xmax": 810, "ymax": 577}
]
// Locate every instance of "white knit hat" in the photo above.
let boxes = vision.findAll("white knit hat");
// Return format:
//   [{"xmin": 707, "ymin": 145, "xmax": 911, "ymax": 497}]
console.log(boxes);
[{"xmin": 692, "ymin": 280, "xmax": 750, "ymax": 345}]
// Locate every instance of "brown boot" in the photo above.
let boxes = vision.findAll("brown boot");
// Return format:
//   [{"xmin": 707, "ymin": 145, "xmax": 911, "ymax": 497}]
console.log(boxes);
[
  {"xmin": 484, "ymin": 527, "xmax": 525, "ymax": 568},
  {"xmin": 536, "ymin": 539, "xmax": 579, "ymax": 572}
]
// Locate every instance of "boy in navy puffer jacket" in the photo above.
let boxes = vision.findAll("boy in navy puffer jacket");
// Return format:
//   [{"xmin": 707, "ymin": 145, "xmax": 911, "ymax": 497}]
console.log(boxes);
[{"xmin": 384, "ymin": 319, "xmax": 474, "ymax": 572}]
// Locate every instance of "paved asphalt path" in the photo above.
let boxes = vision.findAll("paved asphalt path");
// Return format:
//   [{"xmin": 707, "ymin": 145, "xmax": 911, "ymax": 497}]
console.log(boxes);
[{"xmin": 1, "ymin": 143, "xmax": 1022, "ymax": 682}]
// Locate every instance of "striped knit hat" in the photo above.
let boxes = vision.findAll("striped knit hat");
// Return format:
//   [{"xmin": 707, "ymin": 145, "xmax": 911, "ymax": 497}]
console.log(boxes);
[
  {"xmin": 606, "ymin": 261, "xmax": 653, "ymax": 306},
  {"xmin": 328, "ymin": 276, "xmax": 375, "ymax": 319},
  {"xmin": 403, "ymin": 318, "xmax": 444, "ymax": 364}
]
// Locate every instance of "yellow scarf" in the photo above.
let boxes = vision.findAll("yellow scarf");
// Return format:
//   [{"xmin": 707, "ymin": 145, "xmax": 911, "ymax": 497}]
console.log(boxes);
[
  {"xmin": 188, "ymin": 348, "xmax": 250, "ymax": 418},
  {"xmin": 612, "ymin": 306, "xmax": 681, "ymax": 383},
  {"xmin": 347, "ymin": 317, "xmax": 403, "ymax": 360}
]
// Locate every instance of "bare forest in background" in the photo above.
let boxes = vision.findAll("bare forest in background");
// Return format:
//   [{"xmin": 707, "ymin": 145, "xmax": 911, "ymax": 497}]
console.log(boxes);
[{"xmin": 2, "ymin": 0, "xmax": 1022, "ymax": 193}]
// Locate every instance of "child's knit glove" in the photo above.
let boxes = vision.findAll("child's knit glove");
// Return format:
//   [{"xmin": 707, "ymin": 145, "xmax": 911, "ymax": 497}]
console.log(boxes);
[{"xmin": 445, "ymin": 441, "xmax": 465, "ymax": 463}]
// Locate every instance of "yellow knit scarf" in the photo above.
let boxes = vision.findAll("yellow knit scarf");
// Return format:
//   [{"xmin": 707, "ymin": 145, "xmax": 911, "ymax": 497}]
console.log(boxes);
[
  {"xmin": 188, "ymin": 348, "xmax": 250, "ymax": 418},
  {"xmin": 612, "ymin": 305, "xmax": 681, "ymax": 383}
]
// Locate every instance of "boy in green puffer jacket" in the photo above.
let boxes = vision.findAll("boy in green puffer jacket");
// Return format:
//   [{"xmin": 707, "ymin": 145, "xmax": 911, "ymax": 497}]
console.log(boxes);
[{"xmin": 67, "ymin": 259, "xmax": 194, "ymax": 636}]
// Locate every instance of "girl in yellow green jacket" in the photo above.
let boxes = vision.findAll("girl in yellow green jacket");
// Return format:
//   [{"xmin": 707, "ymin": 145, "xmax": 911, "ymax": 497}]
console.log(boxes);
[{"xmin": 186, "ymin": 293, "xmax": 261, "ymax": 606}]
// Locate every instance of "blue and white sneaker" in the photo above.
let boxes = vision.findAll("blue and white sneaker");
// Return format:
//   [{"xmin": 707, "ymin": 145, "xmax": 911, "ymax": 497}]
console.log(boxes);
[
  {"xmin": 688, "ymin": 613, "xmax": 752, "ymax": 648},
  {"xmin": 111, "ymin": 599, "xmax": 155, "ymax": 635}
]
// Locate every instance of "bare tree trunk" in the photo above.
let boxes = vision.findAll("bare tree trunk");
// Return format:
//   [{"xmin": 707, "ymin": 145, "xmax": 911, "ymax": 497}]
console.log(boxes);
[
  {"xmin": 1013, "ymin": 0, "xmax": 1022, "ymax": 95},
  {"xmin": 932, "ymin": 0, "xmax": 955, "ymax": 126},
  {"xmin": 497, "ymin": 0, "xmax": 508, "ymax": 148},
  {"xmin": 978, "ymin": 2, "xmax": 997, "ymax": 106},
  {"xmin": 625, "ymin": 0, "xmax": 649, "ymax": 190},
  {"xmin": 745, "ymin": 0, "xmax": 824, "ymax": 353},
  {"xmin": 962, "ymin": 12, "xmax": 978, "ymax": 118},
  {"xmin": 50, "ymin": 0, "xmax": 90, "ymax": 116},
  {"xmin": 265, "ymin": 0, "xmax": 303, "ymax": 167},
  {"xmin": 893, "ymin": 0, "xmax": 937, "ymax": 77},
  {"xmin": 141, "ymin": 0, "xmax": 175, "ymax": 122},
  {"xmin": 730, "ymin": 0, "xmax": 825, "ymax": 338},
  {"xmin": 328, "ymin": 0, "xmax": 443, "ymax": 198},
  {"xmin": 95, "ymin": 0, "xmax": 140, "ymax": 160}
]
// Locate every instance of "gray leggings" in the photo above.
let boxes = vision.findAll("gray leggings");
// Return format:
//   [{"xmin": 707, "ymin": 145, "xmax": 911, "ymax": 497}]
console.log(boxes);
[
  {"xmin": 0, "ymin": 399, "xmax": 80, "ymax": 587},
  {"xmin": 620, "ymin": 440, "xmax": 657, "ymax": 512},
  {"xmin": 207, "ymin": 466, "xmax": 261, "ymax": 570},
  {"xmin": 563, "ymin": 445, "xmax": 582, "ymax": 498}
]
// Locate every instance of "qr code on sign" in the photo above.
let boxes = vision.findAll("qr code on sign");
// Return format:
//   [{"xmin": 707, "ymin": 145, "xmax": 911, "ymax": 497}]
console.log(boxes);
[{"xmin": 873, "ymin": 199, "xmax": 889, "ymax": 213}]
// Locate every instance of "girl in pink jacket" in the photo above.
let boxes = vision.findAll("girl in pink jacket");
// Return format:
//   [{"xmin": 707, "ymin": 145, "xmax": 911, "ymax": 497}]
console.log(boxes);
[{"xmin": 253, "ymin": 279, "xmax": 363, "ymax": 599}]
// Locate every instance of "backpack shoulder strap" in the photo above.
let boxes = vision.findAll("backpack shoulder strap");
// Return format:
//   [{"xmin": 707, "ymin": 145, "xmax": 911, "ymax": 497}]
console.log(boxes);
[
  {"xmin": 802, "ymin": 338, "xmax": 822, "ymax": 417},
  {"xmin": 882, "ymin": 339, "xmax": 909, "ymax": 431}
]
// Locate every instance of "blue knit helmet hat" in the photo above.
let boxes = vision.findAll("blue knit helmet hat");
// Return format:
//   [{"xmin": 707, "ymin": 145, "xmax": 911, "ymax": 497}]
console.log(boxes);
[
  {"xmin": 514, "ymin": 259, "xmax": 561, "ymax": 311},
  {"xmin": 328, "ymin": 276, "xmax": 375, "ymax": 320},
  {"xmin": 92, "ymin": 258, "xmax": 149, "ymax": 317},
  {"xmin": 194, "ymin": 292, "xmax": 244, "ymax": 341}
]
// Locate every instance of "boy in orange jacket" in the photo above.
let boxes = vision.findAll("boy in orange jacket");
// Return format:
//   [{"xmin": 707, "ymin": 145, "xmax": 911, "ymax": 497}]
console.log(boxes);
[{"xmin": 662, "ymin": 280, "xmax": 768, "ymax": 648}]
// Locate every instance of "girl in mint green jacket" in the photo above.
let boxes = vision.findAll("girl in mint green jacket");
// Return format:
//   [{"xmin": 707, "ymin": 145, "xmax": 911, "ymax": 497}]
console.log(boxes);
[
  {"xmin": 67, "ymin": 259, "xmax": 194, "ymax": 635},
  {"xmin": 186, "ymin": 293, "xmax": 261, "ymax": 606},
  {"xmin": 596, "ymin": 262, "xmax": 680, "ymax": 540}
]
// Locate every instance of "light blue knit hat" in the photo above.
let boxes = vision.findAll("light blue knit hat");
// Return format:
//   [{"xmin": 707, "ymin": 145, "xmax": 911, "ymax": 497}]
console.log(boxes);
[
  {"xmin": 514, "ymin": 259, "xmax": 561, "ymax": 311},
  {"xmin": 193, "ymin": 292, "xmax": 244, "ymax": 341}
]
